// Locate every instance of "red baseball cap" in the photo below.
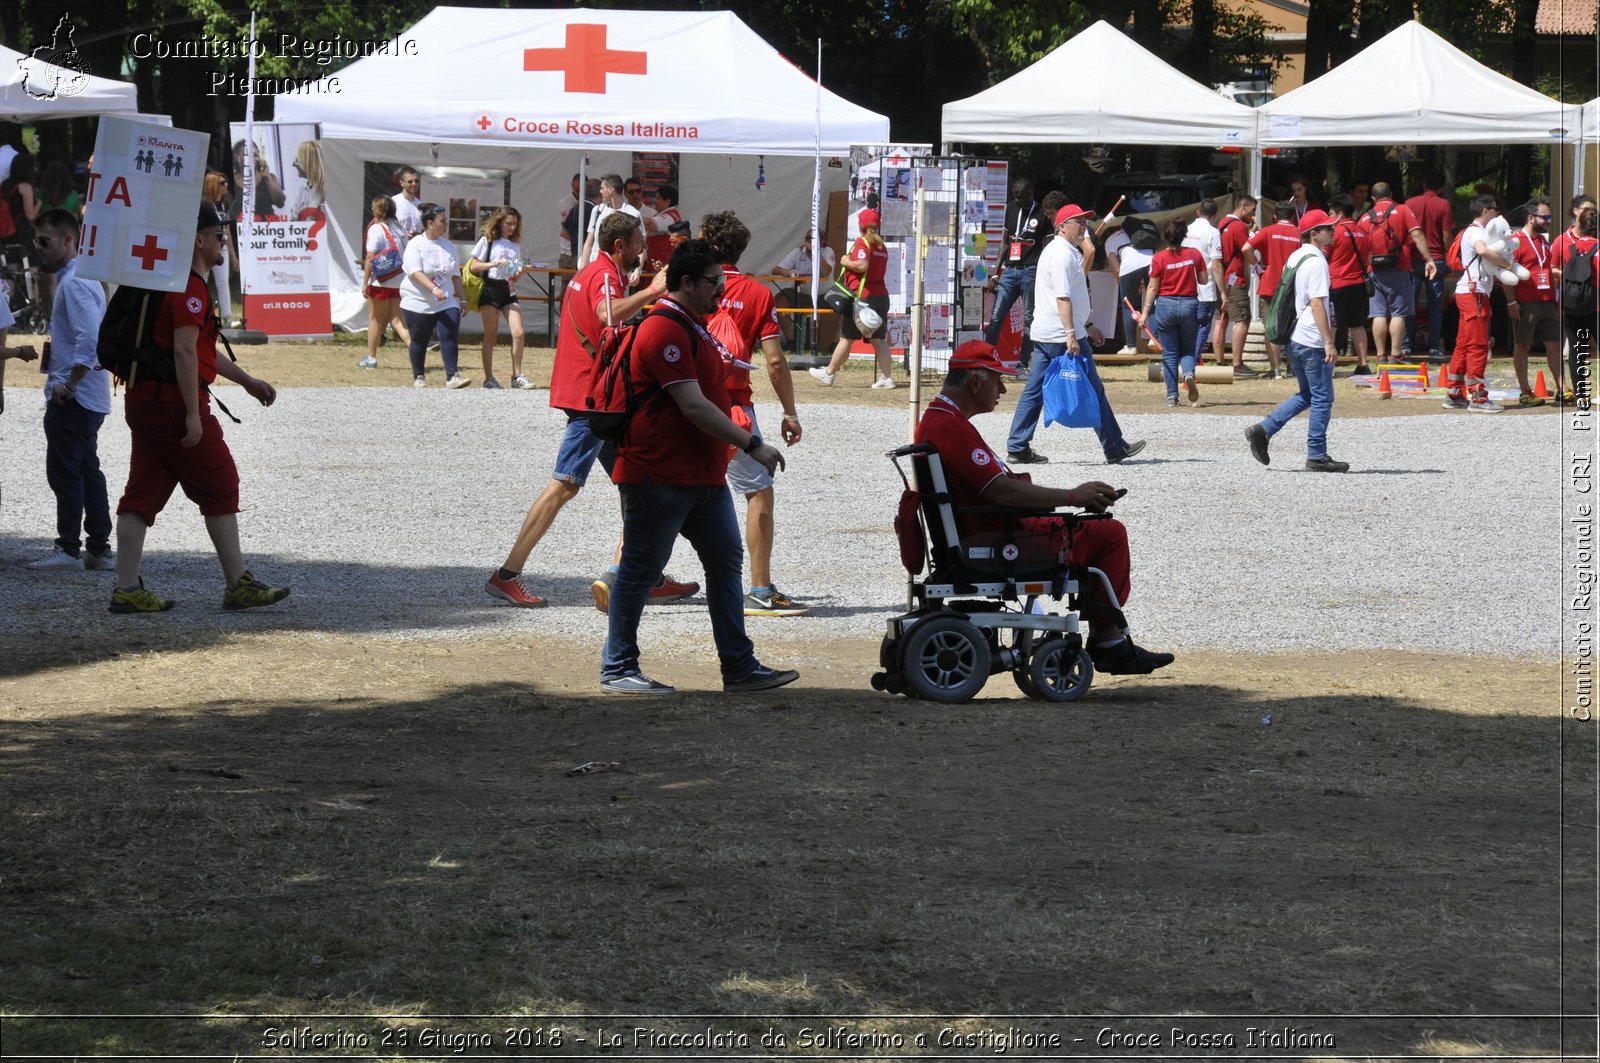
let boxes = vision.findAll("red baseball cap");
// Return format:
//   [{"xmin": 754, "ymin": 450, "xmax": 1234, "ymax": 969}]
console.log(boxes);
[
  {"xmin": 859, "ymin": 208, "xmax": 881, "ymax": 229},
  {"xmin": 1298, "ymin": 208, "xmax": 1334, "ymax": 234},
  {"xmin": 1054, "ymin": 204, "xmax": 1095, "ymax": 226},
  {"xmin": 949, "ymin": 339, "xmax": 1020, "ymax": 376}
]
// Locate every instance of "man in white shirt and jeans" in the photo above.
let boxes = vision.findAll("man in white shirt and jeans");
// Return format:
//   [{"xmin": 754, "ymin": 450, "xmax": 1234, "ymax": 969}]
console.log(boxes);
[
  {"xmin": 1244, "ymin": 210, "xmax": 1347, "ymax": 472},
  {"xmin": 578, "ymin": 175, "xmax": 640, "ymax": 269},
  {"xmin": 1006, "ymin": 203, "xmax": 1145, "ymax": 467}
]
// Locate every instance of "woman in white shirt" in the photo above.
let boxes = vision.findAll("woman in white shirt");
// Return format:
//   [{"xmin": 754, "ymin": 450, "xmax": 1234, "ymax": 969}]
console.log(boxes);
[
  {"xmin": 464, "ymin": 207, "xmax": 535, "ymax": 390},
  {"xmin": 400, "ymin": 203, "xmax": 470, "ymax": 389},
  {"xmin": 359, "ymin": 195, "xmax": 411, "ymax": 370}
]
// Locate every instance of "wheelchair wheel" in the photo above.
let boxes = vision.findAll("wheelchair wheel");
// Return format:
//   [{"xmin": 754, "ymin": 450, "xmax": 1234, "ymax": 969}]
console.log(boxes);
[
  {"xmin": 901, "ymin": 615, "xmax": 991, "ymax": 703},
  {"xmin": 1029, "ymin": 637, "xmax": 1093, "ymax": 702}
]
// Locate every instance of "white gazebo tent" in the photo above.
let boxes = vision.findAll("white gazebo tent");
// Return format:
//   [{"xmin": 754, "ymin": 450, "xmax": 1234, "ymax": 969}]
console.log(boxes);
[
  {"xmin": 939, "ymin": 20, "xmax": 1257, "ymax": 149},
  {"xmin": 1577, "ymin": 97, "xmax": 1600, "ymax": 194},
  {"xmin": 1256, "ymin": 21, "xmax": 1577, "ymax": 148},
  {"xmin": 275, "ymin": 6, "xmax": 890, "ymax": 328},
  {"xmin": 0, "ymin": 43, "xmax": 140, "ymax": 122}
]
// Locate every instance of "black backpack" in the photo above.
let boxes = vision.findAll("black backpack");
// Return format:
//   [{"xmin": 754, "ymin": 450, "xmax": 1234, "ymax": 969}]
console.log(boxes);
[
  {"xmin": 584, "ymin": 306, "xmax": 690, "ymax": 443},
  {"xmin": 1122, "ymin": 216, "xmax": 1159, "ymax": 252},
  {"xmin": 1364, "ymin": 205, "xmax": 1402, "ymax": 268},
  {"xmin": 1561, "ymin": 241, "xmax": 1596, "ymax": 314},
  {"xmin": 98, "ymin": 285, "xmax": 175, "ymax": 385}
]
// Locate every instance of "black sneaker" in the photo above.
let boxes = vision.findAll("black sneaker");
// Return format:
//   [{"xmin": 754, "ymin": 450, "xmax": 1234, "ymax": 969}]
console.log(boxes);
[
  {"xmin": 1352, "ymin": 363, "xmax": 1374, "ymax": 376},
  {"xmin": 724, "ymin": 664, "xmax": 800, "ymax": 693},
  {"xmin": 1007, "ymin": 447, "xmax": 1049, "ymax": 465},
  {"xmin": 1089, "ymin": 638, "xmax": 1175, "ymax": 675},
  {"xmin": 1234, "ymin": 363, "xmax": 1262, "ymax": 378},
  {"xmin": 1245, "ymin": 423, "xmax": 1270, "ymax": 466},
  {"xmin": 1305, "ymin": 456, "xmax": 1351, "ymax": 473},
  {"xmin": 1107, "ymin": 440, "xmax": 1146, "ymax": 464}
]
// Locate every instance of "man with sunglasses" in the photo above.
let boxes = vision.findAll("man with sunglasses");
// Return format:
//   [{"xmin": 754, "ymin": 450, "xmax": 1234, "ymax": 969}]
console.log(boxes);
[
  {"xmin": 108, "ymin": 201, "xmax": 288, "ymax": 613},
  {"xmin": 1507, "ymin": 197, "xmax": 1560, "ymax": 407},
  {"xmin": 25, "ymin": 208, "xmax": 112, "ymax": 571},
  {"xmin": 599, "ymin": 239, "xmax": 797, "ymax": 696}
]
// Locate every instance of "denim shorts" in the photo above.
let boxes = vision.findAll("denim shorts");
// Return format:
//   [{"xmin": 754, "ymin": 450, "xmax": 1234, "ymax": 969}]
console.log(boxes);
[
  {"xmin": 725, "ymin": 406, "xmax": 774, "ymax": 494},
  {"xmin": 551, "ymin": 410, "xmax": 615, "ymax": 486},
  {"xmin": 1367, "ymin": 268, "xmax": 1415, "ymax": 318}
]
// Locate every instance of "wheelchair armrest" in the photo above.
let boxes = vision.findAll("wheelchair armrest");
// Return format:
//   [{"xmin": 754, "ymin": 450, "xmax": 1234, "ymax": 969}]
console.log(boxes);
[{"xmin": 887, "ymin": 442, "xmax": 940, "ymax": 459}]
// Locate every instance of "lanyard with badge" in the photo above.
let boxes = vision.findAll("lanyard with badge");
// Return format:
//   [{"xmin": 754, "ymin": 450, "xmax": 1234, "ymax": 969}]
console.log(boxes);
[{"xmin": 1528, "ymin": 235, "xmax": 1551, "ymax": 290}]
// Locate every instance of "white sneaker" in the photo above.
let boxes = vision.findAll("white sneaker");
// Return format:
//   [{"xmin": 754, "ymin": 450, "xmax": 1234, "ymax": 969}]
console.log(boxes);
[
  {"xmin": 83, "ymin": 548, "xmax": 114, "ymax": 571},
  {"xmin": 413, "ymin": 375, "xmax": 427, "ymax": 389},
  {"xmin": 1468, "ymin": 398, "xmax": 1504, "ymax": 413},
  {"xmin": 808, "ymin": 367, "xmax": 835, "ymax": 387},
  {"xmin": 1117, "ymin": 346, "xmax": 1136, "ymax": 355},
  {"xmin": 446, "ymin": 374, "xmax": 472, "ymax": 390},
  {"xmin": 871, "ymin": 375, "xmax": 897, "ymax": 389},
  {"xmin": 356, "ymin": 355, "xmax": 378, "ymax": 369},
  {"xmin": 511, "ymin": 375, "xmax": 534, "ymax": 390},
  {"xmin": 28, "ymin": 546, "xmax": 82, "ymax": 570}
]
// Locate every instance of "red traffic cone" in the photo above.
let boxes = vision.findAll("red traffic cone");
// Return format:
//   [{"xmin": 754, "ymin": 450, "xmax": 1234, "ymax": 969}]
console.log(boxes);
[
  {"xmin": 1435, "ymin": 363, "xmax": 1449, "ymax": 390},
  {"xmin": 1534, "ymin": 370, "xmax": 1551, "ymax": 398},
  {"xmin": 1377, "ymin": 370, "xmax": 1393, "ymax": 399},
  {"xmin": 1418, "ymin": 364, "xmax": 1429, "ymax": 388}
]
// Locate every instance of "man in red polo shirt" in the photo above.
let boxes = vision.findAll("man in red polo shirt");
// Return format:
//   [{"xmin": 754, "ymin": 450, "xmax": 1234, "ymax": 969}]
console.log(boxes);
[
  {"xmin": 599, "ymin": 239, "xmax": 797, "ymax": 696},
  {"xmin": 482, "ymin": 212, "xmax": 694, "ymax": 609},
  {"xmin": 700, "ymin": 211, "xmax": 809, "ymax": 617},
  {"xmin": 913, "ymin": 339, "xmax": 1173, "ymax": 676},
  {"xmin": 1404, "ymin": 172, "xmax": 1454, "ymax": 359},
  {"xmin": 1506, "ymin": 197, "xmax": 1561, "ymax": 406},
  {"xmin": 1243, "ymin": 201, "xmax": 1304, "ymax": 376},
  {"xmin": 1359, "ymin": 181, "xmax": 1437, "ymax": 365},
  {"xmin": 110, "ymin": 201, "xmax": 288, "ymax": 613},
  {"xmin": 1325, "ymin": 194, "xmax": 1373, "ymax": 374},
  {"xmin": 1217, "ymin": 196, "xmax": 1257, "ymax": 375}
]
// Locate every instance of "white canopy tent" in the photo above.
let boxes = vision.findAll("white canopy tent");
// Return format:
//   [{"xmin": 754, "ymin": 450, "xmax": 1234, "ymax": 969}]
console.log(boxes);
[
  {"xmin": 1577, "ymin": 97, "xmax": 1600, "ymax": 192},
  {"xmin": 939, "ymin": 20, "xmax": 1257, "ymax": 149},
  {"xmin": 275, "ymin": 6, "xmax": 890, "ymax": 329},
  {"xmin": 0, "ymin": 43, "xmax": 140, "ymax": 122},
  {"xmin": 1256, "ymin": 21, "xmax": 1576, "ymax": 147}
]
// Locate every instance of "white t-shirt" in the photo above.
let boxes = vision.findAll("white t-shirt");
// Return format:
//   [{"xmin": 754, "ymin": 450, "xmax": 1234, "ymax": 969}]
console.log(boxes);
[
  {"xmin": 556, "ymin": 193, "xmax": 577, "ymax": 255},
  {"xmin": 471, "ymin": 236, "xmax": 524, "ymax": 281},
  {"xmin": 1030, "ymin": 236, "xmax": 1089, "ymax": 345},
  {"xmin": 775, "ymin": 245, "xmax": 837, "ymax": 277},
  {"xmin": 1287, "ymin": 245, "xmax": 1332, "ymax": 349},
  {"xmin": 0, "ymin": 145, "xmax": 17, "ymax": 186},
  {"xmin": 1454, "ymin": 223, "xmax": 1494, "ymax": 296},
  {"xmin": 579, "ymin": 203, "xmax": 641, "ymax": 267},
  {"xmin": 1183, "ymin": 218, "xmax": 1222, "ymax": 302},
  {"xmin": 1105, "ymin": 230, "xmax": 1153, "ymax": 278},
  {"xmin": 392, "ymin": 193, "xmax": 422, "ymax": 237},
  {"xmin": 400, "ymin": 234, "xmax": 459, "ymax": 313},
  {"xmin": 365, "ymin": 221, "xmax": 406, "ymax": 289}
]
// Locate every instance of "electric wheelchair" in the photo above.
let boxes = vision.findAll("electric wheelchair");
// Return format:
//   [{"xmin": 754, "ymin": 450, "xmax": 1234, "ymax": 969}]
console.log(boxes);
[{"xmin": 871, "ymin": 443, "xmax": 1126, "ymax": 704}]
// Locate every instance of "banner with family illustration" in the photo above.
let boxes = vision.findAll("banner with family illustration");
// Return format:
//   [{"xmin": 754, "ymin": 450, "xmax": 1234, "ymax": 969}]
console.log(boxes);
[{"xmin": 230, "ymin": 121, "xmax": 331, "ymax": 337}]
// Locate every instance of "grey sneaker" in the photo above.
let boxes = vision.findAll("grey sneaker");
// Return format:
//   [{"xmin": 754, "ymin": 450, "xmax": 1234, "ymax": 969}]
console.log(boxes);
[
  {"xmin": 1441, "ymin": 393, "xmax": 1469, "ymax": 409},
  {"xmin": 1468, "ymin": 398, "xmax": 1504, "ymax": 413},
  {"xmin": 744, "ymin": 586, "xmax": 811, "ymax": 617},
  {"xmin": 724, "ymin": 664, "xmax": 800, "ymax": 692},
  {"xmin": 27, "ymin": 546, "xmax": 82, "ymax": 570},
  {"xmin": 356, "ymin": 355, "xmax": 378, "ymax": 369},
  {"xmin": 600, "ymin": 673, "xmax": 677, "ymax": 696},
  {"xmin": 1107, "ymin": 440, "xmax": 1146, "ymax": 464},
  {"xmin": 483, "ymin": 377, "xmax": 503, "ymax": 390},
  {"xmin": 83, "ymin": 548, "xmax": 114, "ymax": 571}
]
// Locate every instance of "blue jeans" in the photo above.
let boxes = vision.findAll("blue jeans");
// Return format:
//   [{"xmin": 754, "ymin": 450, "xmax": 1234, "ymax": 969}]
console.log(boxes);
[
  {"xmin": 1151, "ymin": 296, "xmax": 1201, "ymax": 400},
  {"xmin": 43, "ymin": 397, "xmax": 111, "ymax": 557},
  {"xmin": 1260, "ymin": 340, "xmax": 1335, "ymax": 460},
  {"xmin": 984, "ymin": 265, "xmax": 1036, "ymax": 360},
  {"xmin": 1193, "ymin": 300, "xmax": 1215, "ymax": 363},
  {"xmin": 403, "ymin": 306, "xmax": 461, "ymax": 377},
  {"xmin": 602, "ymin": 482, "xmax": 757, "ymax": 683},
  {"xmin": 1007, "ymin": 338, "xmax": 1128, "ymax": 460},
  {"xmin": 1407, "ymin": 266, "xmax": 1445, "ymax": 352},
  {"xmin": 550, "ymin": 411, "xmax": 616, "ymax": 486}
]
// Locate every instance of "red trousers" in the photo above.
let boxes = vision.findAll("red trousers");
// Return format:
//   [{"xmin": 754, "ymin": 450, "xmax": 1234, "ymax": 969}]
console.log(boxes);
[
  {"xmin": 1449, "ymin": 292, "xmax": 1491, "ymax": 395},
  {"xmin": 1021, "ymin": 515, "xmax": 1133, "ymax": 608}
]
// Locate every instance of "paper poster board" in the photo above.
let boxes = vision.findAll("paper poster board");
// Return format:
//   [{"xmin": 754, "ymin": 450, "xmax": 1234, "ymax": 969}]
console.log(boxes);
[
  {"xmin": 78, "ymin": 117, "xmax": 209, "ymax": 292},
  {"xmin": 231, "ymin": 122, "xmax": 331, "ymax": 336}
]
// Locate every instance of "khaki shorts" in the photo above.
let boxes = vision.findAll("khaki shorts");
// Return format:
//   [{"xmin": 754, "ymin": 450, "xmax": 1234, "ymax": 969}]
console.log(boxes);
[
  {"xmin": 1226, "ymin": 283, "xmax": 1251, "ymax": 323},
  {"xmin": 1512, "ymin": 299, "xmax": 1561, "ymax": 345}
]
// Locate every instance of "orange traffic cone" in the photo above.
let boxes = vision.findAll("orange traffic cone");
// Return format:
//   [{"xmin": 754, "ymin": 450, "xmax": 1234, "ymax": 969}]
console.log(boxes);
[
  {"xmin": 1435, "ymin": 363, "xmax": 1449, "ymax": 389},
  {"xmin": 1417, "ymin": 364, "xmax": 1429, "ymax": 388},
  {"xmin": 1534, "ymin": 370, "xmax": 1551, "ymax": 398},
  {"xmin": 1377, "ymin": 370, "xmax": 1393, "ymax": 399}
]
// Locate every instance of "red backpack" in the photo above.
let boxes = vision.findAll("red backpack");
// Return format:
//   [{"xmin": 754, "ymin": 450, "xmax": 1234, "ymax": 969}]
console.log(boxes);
[
  {"xmin": 584, "ymin": 307, "xmax": 692, "ymax": 443},
  {"xmin": 1364, "ymin": 205, "xmax": 1403, "ymax": 268},
  {"xmin": 0, "ymin": 196, "xmax": 15, "ymax": 241},
  {"xmin": 1446, "ymin": 230, "xmax": 1466, "ymax": 273}
]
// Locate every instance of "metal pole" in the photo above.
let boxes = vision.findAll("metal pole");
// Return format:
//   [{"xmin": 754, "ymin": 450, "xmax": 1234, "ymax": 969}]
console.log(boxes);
[{"xmin": 908, "ymin": 180, "xmax": 927, "ymax": 442}]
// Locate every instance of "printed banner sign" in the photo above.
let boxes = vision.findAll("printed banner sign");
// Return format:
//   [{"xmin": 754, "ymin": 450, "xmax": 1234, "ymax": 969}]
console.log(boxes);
[
  {"xmin": 77, "ymin": 117, "xmax": 209, "ymax": 292},
  {"xmin": 231, "ymin": 122, "xmax": 331, "ymax": 336}
]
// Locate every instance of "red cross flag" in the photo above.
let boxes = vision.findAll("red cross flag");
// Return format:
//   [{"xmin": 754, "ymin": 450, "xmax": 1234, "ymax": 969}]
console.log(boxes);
[{"xmin": 76, "ymin": 116, "xmax": 209, "ymax": 292}]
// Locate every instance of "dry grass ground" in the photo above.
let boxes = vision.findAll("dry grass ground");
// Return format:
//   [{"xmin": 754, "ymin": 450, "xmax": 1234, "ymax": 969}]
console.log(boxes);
[{"xmin": 0, "ymin": 332, "xmax": 1590, "ymax": 1060}]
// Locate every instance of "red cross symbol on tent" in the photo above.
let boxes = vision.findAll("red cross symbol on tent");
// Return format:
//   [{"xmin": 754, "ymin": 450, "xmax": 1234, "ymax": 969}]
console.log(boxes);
[
  {"xmin": 523, "ymin": 23, "xmax": 646, "ymax": 94},
  {"xmin": 130, "ymin": 234, "xmax": 168, "ymax": 272},
  {"xmin": 476, "ymin": 114, "xmax": 494, "ymax": 131}
]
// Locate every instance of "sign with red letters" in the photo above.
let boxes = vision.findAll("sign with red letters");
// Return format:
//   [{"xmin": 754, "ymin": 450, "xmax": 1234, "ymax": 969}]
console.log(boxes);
[{"xmin": 77, "ymin": 117, "xmax": 209, "ymax": 292}]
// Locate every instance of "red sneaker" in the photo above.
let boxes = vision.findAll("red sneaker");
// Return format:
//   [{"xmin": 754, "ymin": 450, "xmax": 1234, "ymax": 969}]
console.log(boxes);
[
  {"xmin": 650, "ymin": 575, "xmax": 700, "ymax": 603},
  {"xmin": 485, "ymin": 571, "xmax": 547, "ymax": 608}
]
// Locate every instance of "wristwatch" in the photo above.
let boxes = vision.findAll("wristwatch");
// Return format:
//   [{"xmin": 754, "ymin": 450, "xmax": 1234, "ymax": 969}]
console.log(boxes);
[{"xmin": 743, "ymin": 435, "xmax": 763, "ymax": 455}]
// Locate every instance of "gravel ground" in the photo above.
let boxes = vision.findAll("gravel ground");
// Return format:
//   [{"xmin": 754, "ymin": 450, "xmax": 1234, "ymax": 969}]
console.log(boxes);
[{"xmin": 0, "ymin": 384, "xmax": 1569, "ymax": 658}]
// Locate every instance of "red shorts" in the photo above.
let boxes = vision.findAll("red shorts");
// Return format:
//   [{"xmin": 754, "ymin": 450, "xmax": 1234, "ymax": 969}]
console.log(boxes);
[
  {"xmin": 367, "ymin": 285, "xmax": 400, "ymax": 301},
  {"xmin": 116, "ymin": 386, "xmax": 241, "ymax": 525}
]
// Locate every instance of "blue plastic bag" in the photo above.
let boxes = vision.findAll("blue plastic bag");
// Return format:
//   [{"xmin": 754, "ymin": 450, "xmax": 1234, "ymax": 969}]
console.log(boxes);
[{"xmin": 1042, "ymin": 353, "xmax": 1102, "ymax": 429}]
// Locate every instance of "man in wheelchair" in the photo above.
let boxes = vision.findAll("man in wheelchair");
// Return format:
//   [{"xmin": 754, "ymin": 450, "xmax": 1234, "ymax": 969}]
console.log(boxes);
[{"xmin": 913, "ymin": 340, "xmax": 1174, "ymax": 676}]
